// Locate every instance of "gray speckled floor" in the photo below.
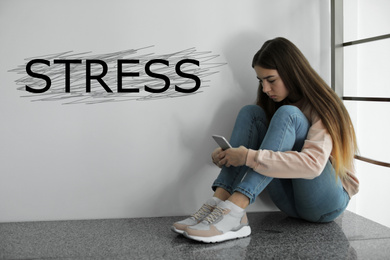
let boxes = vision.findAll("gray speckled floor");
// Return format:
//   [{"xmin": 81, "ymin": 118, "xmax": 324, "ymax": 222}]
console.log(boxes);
[{"xmin": 1, "ymin": 210, "xmax": 389, "ymax": 259}]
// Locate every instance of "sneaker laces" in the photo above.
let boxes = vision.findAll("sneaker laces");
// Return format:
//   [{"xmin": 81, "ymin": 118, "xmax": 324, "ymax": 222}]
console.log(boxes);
[
  {"xmin": 191, "ymin": 203, "xmax": 215, "ymax": 221},
  {"xmin": 204, "ymin": 206, "xmax": 228, "ymax": 224}
]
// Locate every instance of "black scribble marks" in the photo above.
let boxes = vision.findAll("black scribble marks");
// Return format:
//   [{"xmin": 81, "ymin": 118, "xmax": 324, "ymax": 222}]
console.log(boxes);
[{"xmin": 9, "ymin": 46, "xmax": 225, "ymax": 105}]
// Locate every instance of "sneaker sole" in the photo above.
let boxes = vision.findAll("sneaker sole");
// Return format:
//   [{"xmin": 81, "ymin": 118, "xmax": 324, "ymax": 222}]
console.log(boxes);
[
  {"xmin": 171, "ymin": 226, "xmax": 185, "ymax": 235},
  {"xmin": 183, "ymin": 225, "xmax": 251, "ymax": 243}
]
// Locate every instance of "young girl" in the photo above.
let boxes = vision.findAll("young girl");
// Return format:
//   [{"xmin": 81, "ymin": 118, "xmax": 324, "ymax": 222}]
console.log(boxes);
[{"xmin": 172, "ymin": 37, "xmax": 359, "ymax": 243}]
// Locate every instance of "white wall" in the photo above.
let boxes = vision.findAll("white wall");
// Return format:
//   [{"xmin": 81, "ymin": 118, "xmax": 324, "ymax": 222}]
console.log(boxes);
[
  {"xmin": 344, "ymin": 0, "xmax": 390, "ymax": 228},
  {"xmin": 0, "ymin": 0, "xmax": 331, "ymax": 222}
]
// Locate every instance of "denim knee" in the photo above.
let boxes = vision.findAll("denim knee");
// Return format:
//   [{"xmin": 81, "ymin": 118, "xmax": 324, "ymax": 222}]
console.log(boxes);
[
  {"xmin": 274, "ymin": 105, "xmax": 303, "ymax": 118},
  {"xmin": 238, "ymin": 105, "xmax": 267, "ymax": 119}
]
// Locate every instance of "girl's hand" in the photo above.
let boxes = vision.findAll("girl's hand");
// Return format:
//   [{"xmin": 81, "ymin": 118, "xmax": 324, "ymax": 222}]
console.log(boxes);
[
  {"xmin": 211, "ymin": 147, "xmax": 224, "ymax": 168},
  {"xmin": 218, "ymin": 146, "xmax": 248, "ymax": 167}
]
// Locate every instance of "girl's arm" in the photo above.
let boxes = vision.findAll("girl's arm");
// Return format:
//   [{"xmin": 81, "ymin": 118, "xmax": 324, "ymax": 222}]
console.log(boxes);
[{"xmin": 246, "ymin": 118, "xmax": 332, "ymax": 179}]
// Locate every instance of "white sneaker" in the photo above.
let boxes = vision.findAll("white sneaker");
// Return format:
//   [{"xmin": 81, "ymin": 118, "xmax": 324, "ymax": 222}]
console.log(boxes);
[
  {"xmin": 183, "ymin": 201, "xmax": 251, "ymax": 243},
  {"xmin": 171, "ymin": 198, "xmax": 217, "ymax": 234}
]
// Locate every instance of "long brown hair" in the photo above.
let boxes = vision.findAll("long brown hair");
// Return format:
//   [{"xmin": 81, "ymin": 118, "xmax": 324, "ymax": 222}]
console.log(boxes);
[{"xmin": 252, "ymin": 37, "xmax": 357, "ymax": 179}]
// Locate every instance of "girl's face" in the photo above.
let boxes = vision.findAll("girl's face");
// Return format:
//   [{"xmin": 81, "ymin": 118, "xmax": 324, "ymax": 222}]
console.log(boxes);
[{"xmin": 254, "ymin": 66, "xmax": 289, "ymax": 102}]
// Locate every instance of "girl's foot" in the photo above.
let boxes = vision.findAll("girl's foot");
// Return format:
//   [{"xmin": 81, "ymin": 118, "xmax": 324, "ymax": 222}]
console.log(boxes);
[{"xmin": 171, "ymin": 197, "xmax": 220, "ymax": 234}]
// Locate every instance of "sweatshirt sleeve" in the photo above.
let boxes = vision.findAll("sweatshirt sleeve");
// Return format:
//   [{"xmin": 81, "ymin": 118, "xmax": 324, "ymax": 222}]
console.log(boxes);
[{"xmin": 245, "ymin": 116, "xmax": 333, "ymax": 179}]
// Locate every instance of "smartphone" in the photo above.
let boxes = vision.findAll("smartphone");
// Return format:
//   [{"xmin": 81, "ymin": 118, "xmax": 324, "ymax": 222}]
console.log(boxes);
[{"xmin": 212, "ymin": 135, "xmax": 232, "ymax": 150}]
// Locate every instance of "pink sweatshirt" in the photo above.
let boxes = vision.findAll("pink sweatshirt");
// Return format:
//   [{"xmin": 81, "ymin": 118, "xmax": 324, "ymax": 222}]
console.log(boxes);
[{"xmin": 245, "ymin": 104, "xmax": 359, "ymax": 198}]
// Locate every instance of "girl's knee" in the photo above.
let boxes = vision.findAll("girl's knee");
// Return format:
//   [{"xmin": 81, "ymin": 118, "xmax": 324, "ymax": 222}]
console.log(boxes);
[
  {"xmin": 238, "ymin": 105, "xmax": 266, "ymax": 119},
  {"xmin": 274, "ymin": 105, "xmax": 302, "ymax": 118},
  {"xmin": 239, "ymin": 104, "xmax": 263, "ymax": 114},
  {"xmin": 272, "ymin": 106, "xmax": 308, "ymax": 128}
]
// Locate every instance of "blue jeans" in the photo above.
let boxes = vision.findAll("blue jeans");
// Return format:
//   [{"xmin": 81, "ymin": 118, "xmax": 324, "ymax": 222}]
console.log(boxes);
[{"xmin": 212, "ymin": 105, "xmax": 350, "ymax": 223}]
